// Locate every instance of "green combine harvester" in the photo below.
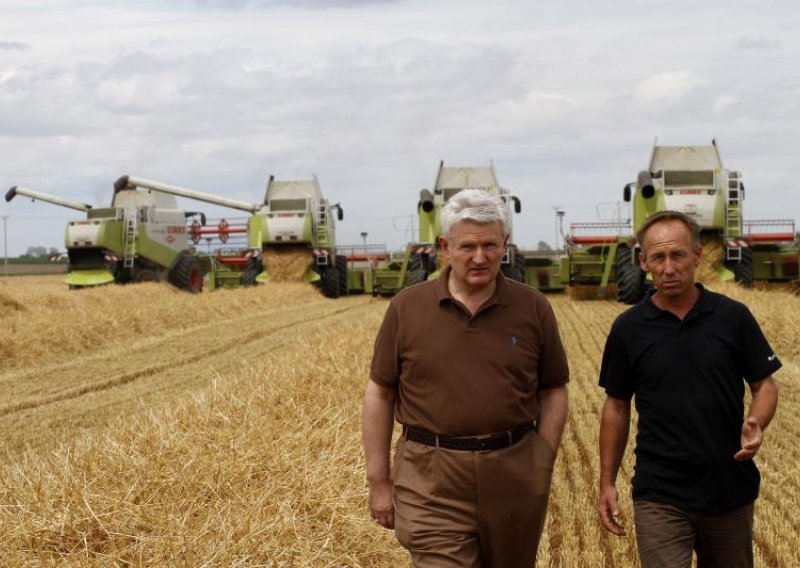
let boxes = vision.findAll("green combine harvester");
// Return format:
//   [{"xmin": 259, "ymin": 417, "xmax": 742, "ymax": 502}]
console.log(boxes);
[
  {"xmin": 5, "ymin": 184, "xmax": 206, "ymax": 292},
  {"xmin": 116, "ymin": 175, "xmax": 346, "ymax": 297},
  {"xmin": 346, "ymin": 161, "xmax": 564, "ymax": 295},
  {"xmin": 563, "ymin": 139, "xmax": 800, "ymax": 303}
]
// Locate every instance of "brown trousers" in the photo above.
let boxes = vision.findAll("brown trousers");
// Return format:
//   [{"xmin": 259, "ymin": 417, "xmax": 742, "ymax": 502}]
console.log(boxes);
[
  {"xmin": 392, "ymin": 429, "xmax": 556, "ymax": 567},
  {"xmin": 633, "ymin": 500, "xmax": 755, "ymax": 568}
]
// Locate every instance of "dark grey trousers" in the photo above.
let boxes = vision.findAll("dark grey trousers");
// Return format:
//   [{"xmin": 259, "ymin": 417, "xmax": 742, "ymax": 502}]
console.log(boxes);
[{"xmin": 633, "ymin": 500, "xmax": 754, "ymax": 568}]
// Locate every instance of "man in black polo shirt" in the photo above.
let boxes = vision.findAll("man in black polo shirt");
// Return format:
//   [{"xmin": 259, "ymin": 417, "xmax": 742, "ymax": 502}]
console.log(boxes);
[{"xmin": 597, "ymin": 210, "xmax": 780, "ymax": 567}]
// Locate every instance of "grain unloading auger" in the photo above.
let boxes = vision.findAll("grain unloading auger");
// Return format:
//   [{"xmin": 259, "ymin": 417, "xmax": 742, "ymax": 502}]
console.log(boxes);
[
  {"xmin": 5, "ymin": 184, "xmax": 206, "ymax": 292},
  {"xmin": 116, "ymin": 175, "xmax": 348, "ymax": 297}
]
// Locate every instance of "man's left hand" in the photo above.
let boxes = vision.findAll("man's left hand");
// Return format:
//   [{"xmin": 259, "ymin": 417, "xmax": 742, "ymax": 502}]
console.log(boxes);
[{"xmin": 734, "ymin": 417, "xmax": 763, "ymax": 461}]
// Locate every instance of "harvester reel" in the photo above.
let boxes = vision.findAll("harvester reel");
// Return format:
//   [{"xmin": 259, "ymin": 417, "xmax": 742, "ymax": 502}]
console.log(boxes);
[
  {"xmin": 616, "ymin": 246, "xmax": 646, "ymax": 305},
  {"xmin": 168, "ymin": 253, "xmax": 203, "ymax": 293},
  {"xmin": 190, "ymin": 219, "xmax": 203, "ymax": 245}
]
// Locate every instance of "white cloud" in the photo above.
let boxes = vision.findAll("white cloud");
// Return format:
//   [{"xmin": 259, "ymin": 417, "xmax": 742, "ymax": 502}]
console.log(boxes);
[
  {"xmin": 633, "ymin": 71, "xmax": 702, "ymax": 110},
  {"xmin": 712, "ymin": 94, "xmax": 738, "ymax": 115}
]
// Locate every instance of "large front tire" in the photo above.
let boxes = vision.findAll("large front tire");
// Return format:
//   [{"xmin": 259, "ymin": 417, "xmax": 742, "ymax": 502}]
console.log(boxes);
[
  {"xmin": 616, "ymin": 246, "xmax": 645, "ymax": 304},
  {"xmin": 169, "ymin": 254, "xmax": 203, "ymax": 293},
  {"xmin": 320, "ymin": 267, "xmax": 340, "ymax": 298},
  {"xmin": 242, "ymin": 256, "xmax": 263, "ymax": 287},
  {"xmin": 501, "ymin": 251, "xmax": 526, "ymax": 283},
  {"xmin": 731, "ymin": 247, "xmax": 753, "ymax": 288},
  {"xmin": 407, "ymin": 253, "xmax": 429, "ymax": 286},
  {"xmin": 336, "ymin": 255, "xmax": 348, "ymax": 296}
]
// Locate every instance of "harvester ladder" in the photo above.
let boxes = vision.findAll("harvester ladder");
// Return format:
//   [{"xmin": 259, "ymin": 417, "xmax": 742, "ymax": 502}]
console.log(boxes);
[
  {"xmin": 725, "ymin": 171, "xmax": 744, "ymax": 261},
  {"xmin": 122, "ymin": 207, "xmax": 138, "ymax": 269},
  {"xmin": 316, "ymin": 203, "xmax": 329, "ymax": 246}
]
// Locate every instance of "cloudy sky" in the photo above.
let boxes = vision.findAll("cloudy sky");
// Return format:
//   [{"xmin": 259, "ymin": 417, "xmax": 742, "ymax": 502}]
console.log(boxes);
[{"xmin": 1, "ymin": 0, "xmax": 798, "ymax": 257}]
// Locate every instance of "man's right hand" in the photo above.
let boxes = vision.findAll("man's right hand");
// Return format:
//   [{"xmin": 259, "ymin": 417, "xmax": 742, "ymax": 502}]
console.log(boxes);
[
  {"xmin": 368, "ymin": 478, "xmax": 395, "ymax": 529},
  {"xmin": 598, "ymin": 485, "xmax": 626, "ymax": 536}
]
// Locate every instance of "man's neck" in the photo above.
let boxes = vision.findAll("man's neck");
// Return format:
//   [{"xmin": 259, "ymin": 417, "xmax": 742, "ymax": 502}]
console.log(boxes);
[
  {"xmin": 651, "ymin": 284, "xmax": 700, "ymax": 320},
  {"xmin": 448, "ymin": 273, "xmax": 496, "ymax": 314}
]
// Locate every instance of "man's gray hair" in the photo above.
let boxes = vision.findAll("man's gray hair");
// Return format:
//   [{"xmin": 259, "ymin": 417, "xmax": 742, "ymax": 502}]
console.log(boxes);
[{"xmin": 440, "ymin": 189, "xmax": 509, "ymax": 238}]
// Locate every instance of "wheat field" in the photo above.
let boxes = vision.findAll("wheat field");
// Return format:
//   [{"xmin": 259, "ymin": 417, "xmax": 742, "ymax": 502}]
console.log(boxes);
[{"xmin": 0, "ymin": 275, "xmax": 797, "ymax": 566}]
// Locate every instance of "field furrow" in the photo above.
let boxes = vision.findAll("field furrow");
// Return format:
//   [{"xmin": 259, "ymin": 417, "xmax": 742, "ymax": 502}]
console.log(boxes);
[{"xmin": 0, "ymin": 277, "xmax": 797, "ymax": 566}]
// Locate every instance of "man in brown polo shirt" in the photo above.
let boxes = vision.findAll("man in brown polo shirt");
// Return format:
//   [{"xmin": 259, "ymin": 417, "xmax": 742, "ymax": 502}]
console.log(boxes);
[{"xmin": 362, "ymin": 189, "xmax": 569, "ymax": 567}]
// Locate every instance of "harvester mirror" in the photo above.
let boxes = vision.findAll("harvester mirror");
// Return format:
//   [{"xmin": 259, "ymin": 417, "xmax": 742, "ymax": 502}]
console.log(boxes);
[
  {"xmin": 333, "ymin": 204, "xmax": 344, "ymax": 221},
  {"xmin": 512, "ymin": 196, "xmax": 521, "ymax": 214},
  {"xmin": 419, "ymin": 189, "xmax": 435, "ymax": 213},
  {"xmin": 636, "ymin": 171, "xmax": 655, "ymax": 199},
  {"xmin": 740, "ymin": 183, "xmax": 745, "ymax": 200},
  {"xmin": 623, "ymin": 183, "xmax": 633, "ymax": 202}
]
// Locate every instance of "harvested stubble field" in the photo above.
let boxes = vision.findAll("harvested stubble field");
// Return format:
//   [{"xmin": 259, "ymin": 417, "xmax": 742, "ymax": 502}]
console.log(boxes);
[{"xmin": 0, "ymin": 275, "xmax": 798, "ymax": 566}]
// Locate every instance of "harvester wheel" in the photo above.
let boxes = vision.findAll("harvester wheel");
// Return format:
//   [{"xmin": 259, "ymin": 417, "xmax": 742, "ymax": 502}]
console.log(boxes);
[
  {"xmin": 501, "ymin": 253, "xmax": 526, "ymax": 283},
  {"xmin": 408, "ymin": 253, "xmax": 429, "ymax": 286},
  {"xmin": 616, "ymin": 246, "xmax": 645, "ymax": 304},
  {"xmin": 169, "ymin": 254, "xmax": 203, "ymax": 293},
  {"xmin": 731, "ymin": 248, "xmax": 753, "ymax": 288},
  {"xmin": 321, "ymin": 267, "xmax": 340, "ymax": 298},
  {"xmin": 134, "ymin": 269, "xmax": 161, "ymax": 283},
  {"xmin": 336, "ymin": 255, "xmax": 348, "ymax": 296},
  {"xmin": 243, "ymin": 257, "xmax": 263, "ymax": 287}
]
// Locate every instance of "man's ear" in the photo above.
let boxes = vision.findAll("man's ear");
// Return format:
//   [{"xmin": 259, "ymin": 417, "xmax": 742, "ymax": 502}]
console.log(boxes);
[{"xmin": 438, "ymin": 234, "xmax": 449, "ymax": 255}]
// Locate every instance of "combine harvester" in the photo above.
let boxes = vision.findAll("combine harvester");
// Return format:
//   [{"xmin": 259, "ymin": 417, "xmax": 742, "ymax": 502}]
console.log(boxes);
[
  {"xmin": 563, "ymin": 139, "xmax": 800, "ymax": 303},
  {"xmin": 5, "ymin": 184, "xmax": 208, "ymax": 292},
  {"xmin": 116, "ymin": 175, "xmax": 347, "ymax": 297},
  {"xmin": 347, "ymin": 161, "xmax": 564, "ymax": 295}
]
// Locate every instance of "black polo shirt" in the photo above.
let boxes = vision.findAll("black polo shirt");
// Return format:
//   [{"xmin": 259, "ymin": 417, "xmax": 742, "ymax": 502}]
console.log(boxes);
[{"xmin": 599, "ymin": 285, "xmax": 781, "ymax": 512}]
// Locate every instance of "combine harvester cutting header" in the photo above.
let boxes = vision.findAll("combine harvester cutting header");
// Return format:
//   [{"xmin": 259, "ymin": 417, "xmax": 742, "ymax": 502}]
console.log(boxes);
[
  {"xmin": 563, "ymin": 138, "xmax": 799, "ymax": 303},
  {"xmin": 5, "ymin": 184, "xmax": 207, "ymax": 292},
  {"xmin": 116, "ymin": 175, "xmax": 346, "ymax": 297}
]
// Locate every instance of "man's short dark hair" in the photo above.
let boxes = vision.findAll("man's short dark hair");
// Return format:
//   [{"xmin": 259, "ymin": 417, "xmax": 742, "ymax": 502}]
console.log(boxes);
[{"xmin": 636, "ymin": 211, "xmax": 701, "ymax": 253}]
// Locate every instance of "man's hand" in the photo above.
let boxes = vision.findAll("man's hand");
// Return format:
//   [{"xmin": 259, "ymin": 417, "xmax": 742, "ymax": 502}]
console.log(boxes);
[
  {"xmin": 734, "ymin": 417, "xmax": 763, "ymax": 461},
  {"xmin": 598, "ymin": 485, "xmax": 626, "ymax": 536},
  {"xmin": 368, "ymin": 478, "xmax": 395, "ymax": 529}
]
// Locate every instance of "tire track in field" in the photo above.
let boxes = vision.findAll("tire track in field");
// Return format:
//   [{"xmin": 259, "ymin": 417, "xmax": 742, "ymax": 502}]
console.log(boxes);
[{"xmin": 0, "ymin": 297, "xmax": 379, "ymax": 454}]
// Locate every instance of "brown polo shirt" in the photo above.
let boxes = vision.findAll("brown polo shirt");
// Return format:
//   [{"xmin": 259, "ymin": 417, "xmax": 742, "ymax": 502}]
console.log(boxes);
[{"xmin": 370, "ymin": 266, "xmax": 569, "ymax": 436}]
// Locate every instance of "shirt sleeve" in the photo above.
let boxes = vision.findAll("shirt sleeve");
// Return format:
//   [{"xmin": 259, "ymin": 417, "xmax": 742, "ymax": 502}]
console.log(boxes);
[
  {"xmin": 738, "ymin": 304, "xmax": 782, "ymax": 383},
  {"xmin": 536, "ymin": 300, "xmax": 570, "ymax": 390},
  {"xmin": 599, "ymin": 328, "xmax": 634, "ymax": 400},
  {"xmin": 369, "ymin": 300, "xmax": 401, "ymax": 389}
]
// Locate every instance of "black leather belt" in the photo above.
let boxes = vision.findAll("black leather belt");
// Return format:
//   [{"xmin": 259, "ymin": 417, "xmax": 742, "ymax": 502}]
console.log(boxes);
[{"xmin": 402, "ymin": 422, "xmax": 534, "ymax": 451}]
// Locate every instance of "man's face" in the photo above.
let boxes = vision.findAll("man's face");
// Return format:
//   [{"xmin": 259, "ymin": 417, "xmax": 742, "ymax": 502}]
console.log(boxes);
[
  {"xmin": 640, "ymin": 220, "xmax": 701, "ymax": 299},
  {"xmin": 439, "ymin": 220, "xmax": 506, "ymax": 292}
]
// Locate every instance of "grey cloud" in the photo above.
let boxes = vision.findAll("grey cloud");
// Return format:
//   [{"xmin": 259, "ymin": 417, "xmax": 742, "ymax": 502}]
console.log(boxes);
[
  {"xmin": 737, "ymin": 35, "xmax": 782, "ymax": 49},
  {"xmin": 0, "ymin": 40, "xmax": 31, "ymax": 51},
  {"xmin": 190, "ymin": 0, "xmax": 401, "ymax": 8}
]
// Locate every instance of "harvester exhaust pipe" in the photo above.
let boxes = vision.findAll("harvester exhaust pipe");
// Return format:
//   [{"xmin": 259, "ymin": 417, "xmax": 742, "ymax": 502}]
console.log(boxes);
[
  {"xmin": 419, "ymin": 189, "xmax": 435, "ymax": 213},
  {"xmin": 5, "ymin": 185, "xmax": 92, "ymax": 212},
  {"xmin": 115, "ymin": 175, "xmax": 262, "ymax": 214},
  {"xmin": 636, "ymin": 171, "xmax": 656, "ymax": 199}
]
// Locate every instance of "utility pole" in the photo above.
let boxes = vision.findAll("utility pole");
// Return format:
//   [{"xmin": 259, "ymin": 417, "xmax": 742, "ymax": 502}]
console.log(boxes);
[{"xmin": 2, "ymin": 213, "xmax": 8, "ymax": 277}]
